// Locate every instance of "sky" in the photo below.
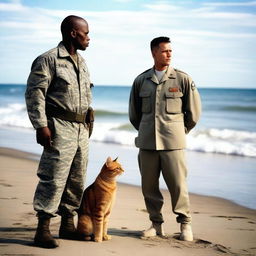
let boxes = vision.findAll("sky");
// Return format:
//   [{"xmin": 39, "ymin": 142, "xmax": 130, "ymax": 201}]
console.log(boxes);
[{"xmin": 0, "ymin": 0, "xmax": 256, "ymax": 88}]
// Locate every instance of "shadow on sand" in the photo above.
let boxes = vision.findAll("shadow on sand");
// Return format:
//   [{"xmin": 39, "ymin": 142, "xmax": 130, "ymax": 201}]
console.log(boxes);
[{"xmin": 0, "ymin": 226, "xmax": 35, "ymax": 247}]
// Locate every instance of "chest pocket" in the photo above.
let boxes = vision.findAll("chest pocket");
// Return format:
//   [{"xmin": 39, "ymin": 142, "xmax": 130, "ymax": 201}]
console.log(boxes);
[
  {"xmin": 53, "ymin": 65, "xmax": 71, "ymax": 93},
  {"xmin": 56, "ymin": 65, "xmax": 71, "ymax": 83},
  {"xmin": 140, "ymin": 91, "xmax": 151, "ymax": 113},
  {"xmin": 165, "ymin": 91, "xmax": 183, "ymax": 114}
]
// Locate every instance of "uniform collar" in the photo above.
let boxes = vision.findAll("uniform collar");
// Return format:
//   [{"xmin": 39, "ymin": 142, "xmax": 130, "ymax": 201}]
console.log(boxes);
[
  {"xmin": 146, "ymin": 66, "xmax": 176, "ymax": 84},
  {"xmin": 163, "ymin": 66, "xmax": 176, "ymax": 81},
  {"xmin": 57, "ymin": 42, "xmax": 70, "ymax": 58},
  {"xmin": 57, "ymin": 41, "xmax": 84, "ymax": 69},
  {"xmin": 146, "ymin": 68, "xmax": 158, "ymax": 84}
]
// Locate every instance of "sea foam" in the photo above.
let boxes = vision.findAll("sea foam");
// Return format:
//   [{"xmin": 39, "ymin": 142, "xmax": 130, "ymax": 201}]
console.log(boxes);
[
  {"xmin": 0, "ymin": 103, "xmax": 32, "ymax": 128},
  {"xmin": 91, "ymin": 123, "xmax": 256, "ymax": 158},
  {"xmin": 1, "ymin": 103, "xmax": 256, "ymax": 157},
  {"xmin": 187, "ymin": 129, "xmax": 256, "ymax": 157}
]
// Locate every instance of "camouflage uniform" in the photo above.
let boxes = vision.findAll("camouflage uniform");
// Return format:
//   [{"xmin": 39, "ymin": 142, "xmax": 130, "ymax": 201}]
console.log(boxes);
[{"xmin": 25, "ymin": 42, "xmax": 92, "ymax": 218}]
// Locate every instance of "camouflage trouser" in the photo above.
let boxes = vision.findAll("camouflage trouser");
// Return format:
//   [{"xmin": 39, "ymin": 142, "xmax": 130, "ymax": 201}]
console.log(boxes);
[{"xmin": 34, "ymin": 117, "xmax": 89, "ymax": 218}]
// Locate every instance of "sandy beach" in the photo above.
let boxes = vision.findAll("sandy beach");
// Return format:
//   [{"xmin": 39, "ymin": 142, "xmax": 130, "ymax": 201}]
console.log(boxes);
[{"xmin": 0, "ymin": 146, "xmax": 256, "ymax": 256}]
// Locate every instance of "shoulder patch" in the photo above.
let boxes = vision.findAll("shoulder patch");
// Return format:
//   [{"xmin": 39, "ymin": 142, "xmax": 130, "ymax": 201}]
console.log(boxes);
[{"xmin": 191, "ymin": 81, "xmax": 196, "ymax": 90}]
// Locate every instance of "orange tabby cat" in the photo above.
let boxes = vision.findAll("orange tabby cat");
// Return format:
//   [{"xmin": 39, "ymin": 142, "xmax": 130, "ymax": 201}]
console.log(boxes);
[{"xmin": 77, "ymin": 157, "xmax": 124, "ymax": 242}]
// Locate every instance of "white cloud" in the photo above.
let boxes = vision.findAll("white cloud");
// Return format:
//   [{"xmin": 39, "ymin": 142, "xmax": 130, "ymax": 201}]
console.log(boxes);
[
  {"xmin": 144, "ymin": 2, "xmax": 181, "ymax": 11},
  {"xmin": 171, "ymin": 29, "xmax": 256, "ymax": 39},
  {"xmin": 113, "ymin": 0, "xmax": 134, "ymax": 2},
  {"xmin": 204, "ymin": 1, "xmax": 256, "ymax": 7},
  {"xmin": 0, "ymin": 1, "xmax": 25, "ymax": 11},
  {"xmin": 1, "ymin": 1, "xmax": 255, "ymax": 41},
  {"xmin": 0, "ymin": 21, "xmax": 50, "ymax": 29},
  {"xmin": 0, "ymin": 0, "xmax": 255, "ymax": 87}
]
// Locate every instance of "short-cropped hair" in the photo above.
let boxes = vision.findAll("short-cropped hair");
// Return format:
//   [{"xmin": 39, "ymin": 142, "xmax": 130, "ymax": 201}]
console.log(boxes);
[
  {"xmin": 61, "ymin": 15, "xmax": 85, "ymax": 38},
  {"xmin": 150, "ymin": 37, "xmax": 171, "ymax": 51}
]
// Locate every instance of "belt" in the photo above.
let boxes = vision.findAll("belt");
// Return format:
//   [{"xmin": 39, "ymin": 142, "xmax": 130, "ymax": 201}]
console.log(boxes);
[{"xmin": 46, "ymin": 105, "xmax": 87, "ymax": 124}]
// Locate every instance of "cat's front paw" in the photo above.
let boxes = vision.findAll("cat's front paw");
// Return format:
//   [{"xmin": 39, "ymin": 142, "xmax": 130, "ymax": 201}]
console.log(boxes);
[
  {"xmin": 103, "ymin": 234, "xmax": 112, "ymax": 241},
  {"xmin": 94, "ymin": 236, "xmax": 103, "ymax": 242}
]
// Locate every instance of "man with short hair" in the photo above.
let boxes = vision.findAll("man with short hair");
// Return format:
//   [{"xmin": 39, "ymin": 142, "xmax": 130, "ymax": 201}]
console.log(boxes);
[
  {"xmin": 25, "ymin": 15, "xmax": 93, "ymax": 248},
  {"xmin": 129, "ymin": 36, "xmax": 201, "ymax": 241}
]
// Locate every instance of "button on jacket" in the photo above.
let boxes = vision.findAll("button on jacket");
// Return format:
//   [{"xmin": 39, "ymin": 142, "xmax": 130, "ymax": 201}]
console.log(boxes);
[
  {"xmin": 26, "ymin": 42, "xmax": 92, "ymax": 129},
  {"xmin": 129, "ymin": 66, "xmax": 201, "ymax": 150}
]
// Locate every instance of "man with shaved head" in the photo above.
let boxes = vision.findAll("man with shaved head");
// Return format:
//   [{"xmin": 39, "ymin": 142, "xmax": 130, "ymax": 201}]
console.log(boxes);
[{"xmin": 25, "ymin": 15, "xmax": 93, "ymax": 248}]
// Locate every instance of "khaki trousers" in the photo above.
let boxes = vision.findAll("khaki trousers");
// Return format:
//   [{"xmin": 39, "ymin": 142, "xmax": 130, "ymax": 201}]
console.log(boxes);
[{"xmin": 138, "ymin": 149, "xmax": 191, "ymax": 224}]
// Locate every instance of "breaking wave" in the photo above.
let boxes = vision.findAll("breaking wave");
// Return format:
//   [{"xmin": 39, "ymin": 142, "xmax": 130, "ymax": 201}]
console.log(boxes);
[{"xmin": 1, "ymin": 103, "xmax": 256, "ymax": 157}]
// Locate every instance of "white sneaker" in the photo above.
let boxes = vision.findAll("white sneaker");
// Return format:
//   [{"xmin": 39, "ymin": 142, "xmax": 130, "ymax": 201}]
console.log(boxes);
[
  {"xmin": 142, "ymin": 223, "xmax": 165, "ymax": 237},
  {"xmin": 179, "ymin": 223, "xmax": 193, "ymax": 241}
]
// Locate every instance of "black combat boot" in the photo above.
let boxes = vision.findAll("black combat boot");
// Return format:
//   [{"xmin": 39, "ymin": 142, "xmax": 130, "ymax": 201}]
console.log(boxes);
[
  {"xmin": 34, "ymin": 217, "xmax": 59, "ymax": 248},
  {"xmin": 59, "ymin": 216, "xmax": 77, "ymax": 240}
]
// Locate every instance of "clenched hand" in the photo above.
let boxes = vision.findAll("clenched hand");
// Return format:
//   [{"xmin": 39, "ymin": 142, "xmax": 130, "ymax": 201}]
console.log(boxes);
[{"xmin": 36, "ymin": 127, "xmax": 53, "ymax": 148}]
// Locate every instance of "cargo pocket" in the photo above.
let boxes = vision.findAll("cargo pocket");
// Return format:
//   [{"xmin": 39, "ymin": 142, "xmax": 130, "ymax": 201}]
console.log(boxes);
[
  {"xmin": 140, "ymin": 91, "xmax": 151, "ymax": 113},
  {"xmin": 165, "ymin": 91, "xmax": 183, "ymax": 114},
  {"xmin": 55, "ymin": 66, "xmax": 72, "ymax": 91},
  {"xmin": 54, "ymin": 67, "xmax": 73, "ymax": 103}
]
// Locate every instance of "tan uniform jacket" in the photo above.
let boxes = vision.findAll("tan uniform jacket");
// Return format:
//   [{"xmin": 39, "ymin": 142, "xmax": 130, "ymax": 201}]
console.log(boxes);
[
  {"xmin": 25, "ymin": 42, "xmax": 92, "ymax": 129},
  {"xmin": 129, "ymin": 66, "xmax": 201, "ymax": 150}
]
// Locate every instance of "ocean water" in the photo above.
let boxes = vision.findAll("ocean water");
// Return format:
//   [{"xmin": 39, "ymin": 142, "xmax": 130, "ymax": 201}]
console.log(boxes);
[
  {"xmin": 1, "ymin": 84, "xmax": 255, "ymax": 157},
  {"xmin": 0, "ymin": 84, "xmax": 256, "ymax": 209}
]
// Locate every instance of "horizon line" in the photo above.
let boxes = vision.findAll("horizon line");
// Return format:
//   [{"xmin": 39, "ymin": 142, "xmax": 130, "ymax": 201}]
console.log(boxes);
[{"xmin": 0, "ymin": 83, "xmax": 255, "ymax": 90}]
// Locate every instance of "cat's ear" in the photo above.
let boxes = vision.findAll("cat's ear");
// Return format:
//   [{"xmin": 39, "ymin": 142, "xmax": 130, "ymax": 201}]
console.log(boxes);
[
  {"xmin": 106, "ymin": 157, "xmax": 112, "ymax": 167},
  {"xmin": 113, "ymin": 157, "xmax": 118, "ymax": 162}
]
